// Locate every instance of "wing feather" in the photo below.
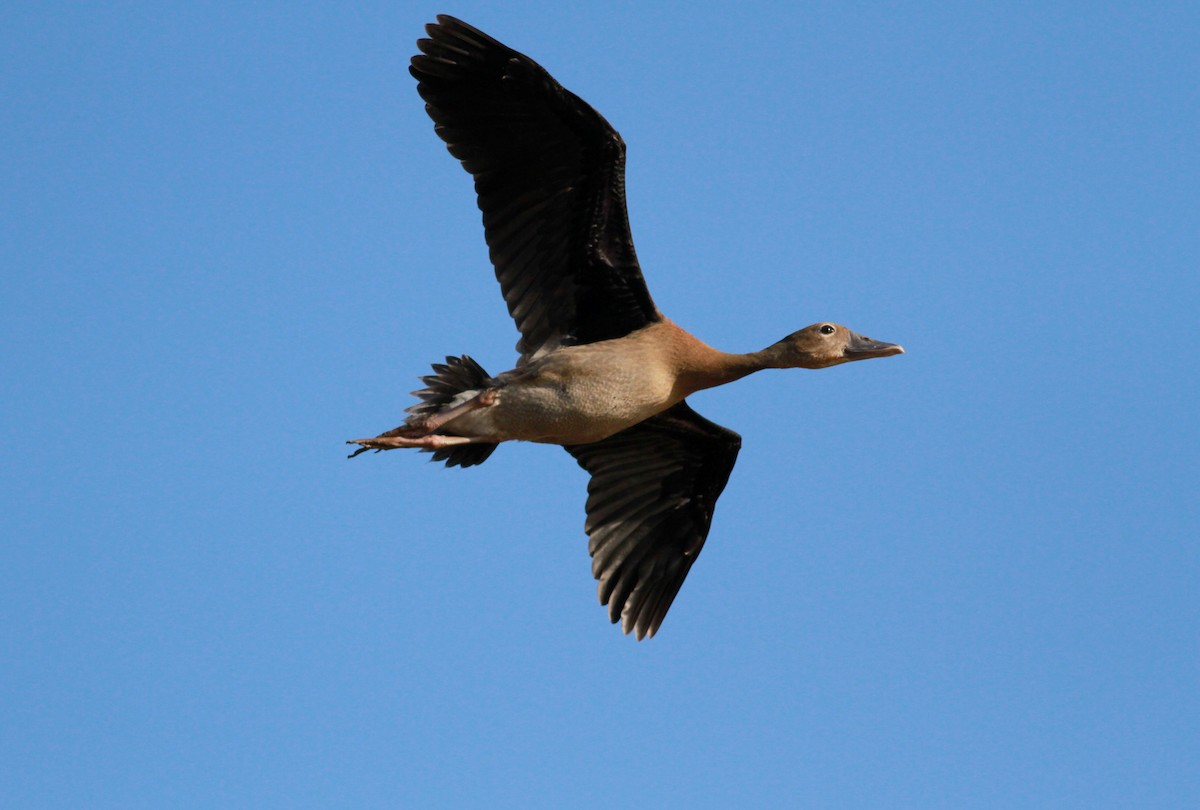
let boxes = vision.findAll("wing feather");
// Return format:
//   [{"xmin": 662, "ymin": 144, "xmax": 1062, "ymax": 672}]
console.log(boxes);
[
  {"xmin": 565, "ymin": 402, "xmax": 742, "ymax": 639},
  {"xmin": 411, "ymin": 16, "xmax": 660, "ymax": 361}
]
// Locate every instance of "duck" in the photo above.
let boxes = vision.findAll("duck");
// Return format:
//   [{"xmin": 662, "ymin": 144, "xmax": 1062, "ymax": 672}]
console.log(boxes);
[{"xmin": 350, "ymin": 15, "xmax": 904, "ymax": 640}]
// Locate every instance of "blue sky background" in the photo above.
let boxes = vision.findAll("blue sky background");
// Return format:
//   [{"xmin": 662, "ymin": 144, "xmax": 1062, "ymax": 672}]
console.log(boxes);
[{"xmin": 3, "ymin": 2, "xmax": 1197, "ymax": 807}]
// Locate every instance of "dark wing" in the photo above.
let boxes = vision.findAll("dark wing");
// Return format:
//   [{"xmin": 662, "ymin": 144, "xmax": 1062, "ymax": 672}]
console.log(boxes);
[
  {"xmin": 411, "ymin": 16, "xmax": 660, "ymax": 362},
  {"xmin": 564, "ymin": 402, "xmax": 742, "ymax": 640}
]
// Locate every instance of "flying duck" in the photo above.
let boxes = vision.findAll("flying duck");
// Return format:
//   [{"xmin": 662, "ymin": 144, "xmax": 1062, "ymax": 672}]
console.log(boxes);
[{"xmin": 350, "ymin": 15, "xmax": 904, "ymax": 640}]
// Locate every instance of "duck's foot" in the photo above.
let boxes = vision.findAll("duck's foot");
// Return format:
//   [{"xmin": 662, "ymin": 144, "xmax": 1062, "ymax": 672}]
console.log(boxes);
[
  {"xmin": 349, "ymin": 389, "xmax": 499, "ymax": 459},
  {"xmin": 346, "ymin": 433, "xmax": 475, "ymax": 459}
]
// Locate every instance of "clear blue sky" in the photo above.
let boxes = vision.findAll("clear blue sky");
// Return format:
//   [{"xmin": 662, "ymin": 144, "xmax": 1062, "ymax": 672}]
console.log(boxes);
[{"xmin": 3, "ymin": 2, "xmax": 1197, "ymax": 807}]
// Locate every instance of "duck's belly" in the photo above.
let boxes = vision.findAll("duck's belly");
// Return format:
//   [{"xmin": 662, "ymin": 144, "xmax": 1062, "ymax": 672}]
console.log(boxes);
[
  {"xmin": 501, "ymin": 371, "xmax": 672, "ymax": 444},
  {"xmin": 446, "ymin": 348, "xmax": 679, "ymax": 445}
]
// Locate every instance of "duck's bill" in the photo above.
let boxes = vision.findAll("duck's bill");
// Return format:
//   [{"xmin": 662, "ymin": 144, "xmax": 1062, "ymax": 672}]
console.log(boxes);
[{"xmin": 844, "ymin": 332, "xmax": 905, "ymax": 360}]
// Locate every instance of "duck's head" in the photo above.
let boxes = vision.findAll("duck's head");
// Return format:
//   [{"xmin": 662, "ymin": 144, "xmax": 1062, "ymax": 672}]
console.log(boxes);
[{"xmin": 772, "ymin": 323, "xmax": 904, "ymax": 369}]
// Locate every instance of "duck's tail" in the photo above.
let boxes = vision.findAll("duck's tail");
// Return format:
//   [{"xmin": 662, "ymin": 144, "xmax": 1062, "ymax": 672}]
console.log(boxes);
[
  {"xmin": 403, "ymin": 355, "xmax": 498, "ymax": 468},
  {"xmin": 406, "ymin": 355, "xmax": 493, "ymax": 418}
]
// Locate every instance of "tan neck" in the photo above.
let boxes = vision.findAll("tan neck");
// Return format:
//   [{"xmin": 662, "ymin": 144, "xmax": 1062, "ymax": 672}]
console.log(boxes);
[{"xmin": 670, "ymin": 328, "xmax": 787, "ymax": 397}]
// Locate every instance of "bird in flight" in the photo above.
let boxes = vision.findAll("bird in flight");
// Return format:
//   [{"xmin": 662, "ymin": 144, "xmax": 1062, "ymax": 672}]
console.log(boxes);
[{"xmin": 350, "ymin": 15, "xmax": 904, "ymax": 640}]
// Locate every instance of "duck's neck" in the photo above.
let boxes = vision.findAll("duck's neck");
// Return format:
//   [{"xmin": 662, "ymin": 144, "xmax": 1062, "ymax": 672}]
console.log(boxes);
[{"xmin": 674, "ymin": 339, "xmax": 793, "ymax": 396}]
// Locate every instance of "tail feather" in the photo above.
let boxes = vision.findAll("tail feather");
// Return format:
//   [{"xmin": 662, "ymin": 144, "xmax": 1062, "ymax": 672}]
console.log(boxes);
[
  {"xmin": 405, "ymin": 355, "xmax": 494, "ymax": 418},
  {"xmin": 407, "ymin": 355, "xmax": 498, "ymax": 468},
  {"xmin": 426, "ymin": 443, "xmax": 496, "ymax": 468}
]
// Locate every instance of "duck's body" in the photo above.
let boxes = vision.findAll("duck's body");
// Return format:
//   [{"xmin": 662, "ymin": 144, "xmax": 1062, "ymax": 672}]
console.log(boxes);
[
  {"xmin": 433, "ymin": 319, "xmax": 767, "ymax": 446},
  {"xmin": 454, "ymin": 322, "xmax": 692, "ymax": 445},
  {"xmin": 350, "ymin": 17, "xmax": 904, "ymax": 640}
]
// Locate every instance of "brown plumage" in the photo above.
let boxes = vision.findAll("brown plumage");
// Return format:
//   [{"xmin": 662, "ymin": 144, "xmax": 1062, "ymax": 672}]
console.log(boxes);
[{"xmin": 350, "ymin": 16, "xmax": 904, "ymax": 640}]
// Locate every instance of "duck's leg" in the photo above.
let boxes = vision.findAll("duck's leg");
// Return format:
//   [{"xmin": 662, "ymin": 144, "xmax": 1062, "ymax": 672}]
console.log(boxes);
[
  {"xmin": 405, "ymin": 389, "xmax": 498, "ymax": 434},
  {"xmin": 346, "ymin": 389, "xmax": 499, "ymax": 459},
  {"xmin": 346, "ymin": 433, "xmax": 479, "ymax": 458}
]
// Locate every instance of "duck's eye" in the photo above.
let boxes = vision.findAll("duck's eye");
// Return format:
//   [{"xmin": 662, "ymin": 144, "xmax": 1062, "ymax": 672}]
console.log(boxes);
[{"xmin": 819, "ymin": 324, "xmax": 835, "ymax": 335}]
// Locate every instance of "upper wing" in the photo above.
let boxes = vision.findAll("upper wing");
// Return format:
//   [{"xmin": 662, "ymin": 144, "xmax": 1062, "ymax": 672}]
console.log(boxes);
[
  {"xmin": 564, "ymin": 402, "xmax": 742, "ymax": 640},
  {"xmin": 410, "ymin": 16, "xmax": 661, "ymax": 362}
]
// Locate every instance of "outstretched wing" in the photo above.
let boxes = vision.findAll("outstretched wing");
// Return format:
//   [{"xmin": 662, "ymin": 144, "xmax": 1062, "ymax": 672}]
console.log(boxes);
[
  {"xmin": 410, "ymin": 16, "xmax": 660, "ymax": 362},
  {"xmin": 564, "ymin": 402, "xmax": 742, "ymax": 640}
]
